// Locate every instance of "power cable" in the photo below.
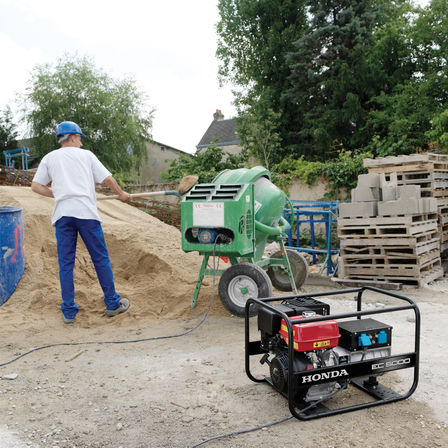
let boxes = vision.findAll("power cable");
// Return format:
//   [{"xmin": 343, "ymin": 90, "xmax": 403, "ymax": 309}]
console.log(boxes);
[{"xmin": 187, "ymin": 382, "xmax": 349, "ymax": 447}]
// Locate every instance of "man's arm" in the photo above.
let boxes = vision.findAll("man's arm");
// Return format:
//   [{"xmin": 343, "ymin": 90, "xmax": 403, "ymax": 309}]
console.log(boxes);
[
  {"xmin": 31, "ymin": 181, "xmax": 54, "ymax": 198},
  {"xmin": 102, "ymin": 176, "xmax": 131, "ymax": 202}
]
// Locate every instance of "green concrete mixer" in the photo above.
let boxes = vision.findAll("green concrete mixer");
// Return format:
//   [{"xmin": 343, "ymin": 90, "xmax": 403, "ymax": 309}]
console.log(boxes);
[{"xmin": 181, "ymin": 166, "xmax": 308, "ymax": 317}]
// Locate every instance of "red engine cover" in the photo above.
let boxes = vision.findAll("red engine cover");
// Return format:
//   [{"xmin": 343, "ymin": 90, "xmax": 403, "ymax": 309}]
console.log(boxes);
[{"xmin": 279, "ymin": 316, "xmax": 340, "ymax": 352}]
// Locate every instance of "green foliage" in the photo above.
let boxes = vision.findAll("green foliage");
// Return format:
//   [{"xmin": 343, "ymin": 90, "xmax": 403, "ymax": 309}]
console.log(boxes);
[
  {"xmin": 217, "ymin": 0, "xmax": 448, "ymax": 160},
  {"xmin": 217, "ymin": 0, "xmax": 306, "ymax": 165},
  {"xmin": 0, "ymin": 106, "xmax": 19, "ymax": 152},
  {"xmin": 22, "ymin": 54, "xmax": 153, "ymax": 175},
  {"xmin": 237, "ymin": 105, "xmax": 282, "ymax": 169},
  {"xmin": 320, "ymin": 150, "xmax": 372, "ymax": 198},
  {"xmin": 426, "ymin": 110, "xmax": 448, "ymax": 151},
  {"xmin": 161, "ymin": 143, "xmax": 249, "ymax": 184},
  {"xmin": 284, "ymin": 0, "xmax": 386, "ymax": 159},
  {"xmin": 272, "ymin": 149, "xmax": 371, "ymax": 199}
]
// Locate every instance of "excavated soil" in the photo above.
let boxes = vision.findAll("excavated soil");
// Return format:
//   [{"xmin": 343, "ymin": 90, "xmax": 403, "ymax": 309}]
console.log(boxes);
[{"xmin": 0, "ymin": 185, "xmax": 447, "ymax": 448}]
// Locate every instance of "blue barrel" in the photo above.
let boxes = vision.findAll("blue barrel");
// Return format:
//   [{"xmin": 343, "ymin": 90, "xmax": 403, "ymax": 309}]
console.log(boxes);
[{"xmin": 0, "ymin": 206, "xmax": 25, "ymax": 305}]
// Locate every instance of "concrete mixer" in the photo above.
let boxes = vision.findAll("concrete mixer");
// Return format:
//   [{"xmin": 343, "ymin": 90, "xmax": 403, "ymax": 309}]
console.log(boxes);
[{"xmin": 181, "ymin": 166, "xmax": 308, "ymax": 316}]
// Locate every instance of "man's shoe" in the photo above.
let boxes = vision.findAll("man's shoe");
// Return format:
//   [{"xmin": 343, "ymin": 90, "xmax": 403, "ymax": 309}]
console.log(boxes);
[
  {"xmin": 64, "ymin": 316, "xmax": 76, "ymax": 324},
  {"xmin": 106, "ymin": 298, "xmax": 130, "ymax": 317}
]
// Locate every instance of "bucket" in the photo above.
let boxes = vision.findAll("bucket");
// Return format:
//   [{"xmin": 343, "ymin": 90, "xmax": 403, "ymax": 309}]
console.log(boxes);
[{"xmin": 0, "ymin": 206, "xmax": 25, "ymax": 305}]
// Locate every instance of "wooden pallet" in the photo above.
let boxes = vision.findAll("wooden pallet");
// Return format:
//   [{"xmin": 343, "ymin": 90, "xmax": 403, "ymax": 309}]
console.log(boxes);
[
  {"xmin": 342, "ymin": 248, "xmax": 440, "ymax": 266},
  {"xmin": 343, "ymin": 265, "xmax": 443, "ymax": 287},
  {"xmin": 343, "ymin": 252, "xmax": 442, "ymax": 277},
  {"xmin": 338, "ymin": 215, "xmax": 438, "ymax": 238},
  {"xmin": 340, "ymin": 238, "xmax": 440, "ymax": 258},
  {"xmin": 378, "ymin": 171, "xmax": 448, "ymax": 196},
  {"xmin": 364, "ymin": 153, "xmax": 448, "ymax": 170},
  {"xmin": 339, "ymin": 231, "xmax": 440, "ymax": 247}
]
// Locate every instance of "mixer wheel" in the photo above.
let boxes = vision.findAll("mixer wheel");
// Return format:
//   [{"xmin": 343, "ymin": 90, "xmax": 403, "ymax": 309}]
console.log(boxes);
[
  {"xmin": 267, "ymin": 250, "xmax": 309, "ymax": 291},
  {"xmin": 218, "ymin": 263, "xmax": 273, "ymax": 317}
]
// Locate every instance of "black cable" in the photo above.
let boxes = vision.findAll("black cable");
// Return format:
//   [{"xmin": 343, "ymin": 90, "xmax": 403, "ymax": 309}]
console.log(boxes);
[
  {"xmin": 0, "ymin": 238, "xmax": 222, "ymax": 368},
  {"xmin": 188, "ymin": 379, "xmax": 349, "ymax": 447}
]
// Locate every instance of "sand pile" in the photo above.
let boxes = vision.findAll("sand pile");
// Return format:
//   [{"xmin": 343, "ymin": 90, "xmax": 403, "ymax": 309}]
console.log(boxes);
[{"xmin": 0, "ymin": 186, "xmax": 227, "ymax": 332}]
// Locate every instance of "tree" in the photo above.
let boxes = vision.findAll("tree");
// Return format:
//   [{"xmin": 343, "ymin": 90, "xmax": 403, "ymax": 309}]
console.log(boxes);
[
  {"xmin": 237, "ymin": 104, "xmax": 281, "ymax": 169},
  {"xmin": 0, "ymin": 106, "xmax": 19, "ymax": 152},
  {"xmin": 366, "ymin": 0, "xmax": 448, "ymax": 156},
  {"xmin": 284, "ymin": 0, "xmax": 391, "ymax": 160},
  {"xmin": 161, "ymin": 143, "xmax": 248, "ymax": 184},
  {"xmin": 216, "ymin": 0, "xmax": 306, "ymax": 164},
  {"xmin": 22, "ymin": 54, "xmax": 153, "ymax": 175}
]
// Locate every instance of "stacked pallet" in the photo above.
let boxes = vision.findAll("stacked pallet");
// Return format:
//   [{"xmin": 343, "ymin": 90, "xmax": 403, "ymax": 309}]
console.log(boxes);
[
  {"xmin": 364, "ymin": 153, "xmax": 448, "ymax": 252},
  {"xmin": 338, "ymin": 171, "xmax": 443, "ymax": 287}
]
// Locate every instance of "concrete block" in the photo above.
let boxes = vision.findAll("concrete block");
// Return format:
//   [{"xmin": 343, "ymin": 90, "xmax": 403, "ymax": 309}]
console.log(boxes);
[
  {"xmin": 380, "ymin": 172, "xmax": 397, "ymax": 188},
  {"xmin": 378, "ymin": 199, "xmax": 419, "ymax": 216},
  {"xmin": 381, "ymin": 185, "xmax": 397, "ymax": 202},
  {"xmin": 339, "ymin": 201, "xmax": 378, "ymax": 218},
  {"xmin": 378, "ymin": 198, "xmax": 436, "ymax": 216},
  {"xmin": 357, "ymin": 173, "xmax": 381, "ymax": 188},
  {"xmin": 423, "ymin": 197, "xmax": 438, "ymax": 213},
  {"xmin": 398, "ymin": 185, "xmax": 421, "ymax": 199},
  {"xmin": 351, "ymin": 186, "xmax": 381, "ymax": 202}
]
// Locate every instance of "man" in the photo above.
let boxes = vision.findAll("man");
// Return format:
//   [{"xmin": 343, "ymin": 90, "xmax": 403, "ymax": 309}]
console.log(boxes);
[{"xmin": 31, "ymin": 121, "xmax": 131, "ymax": 324}]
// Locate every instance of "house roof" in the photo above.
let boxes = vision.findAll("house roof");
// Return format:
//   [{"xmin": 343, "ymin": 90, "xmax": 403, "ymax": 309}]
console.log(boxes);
[{"xmin": 196, "ymin": 118, "xmax": 240, "ymax": 149}]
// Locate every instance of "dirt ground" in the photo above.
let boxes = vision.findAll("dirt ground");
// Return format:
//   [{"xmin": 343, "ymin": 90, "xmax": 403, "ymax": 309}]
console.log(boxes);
[{"xmin": 1, "ymin": 186, "xmax": 448, "ymax": 447}]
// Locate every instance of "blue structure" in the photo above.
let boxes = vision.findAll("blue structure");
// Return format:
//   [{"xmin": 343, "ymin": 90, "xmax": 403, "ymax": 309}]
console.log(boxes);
[
  {"xmin": 3, "ymin": 147, "xmax": 30, "ymax": 171},
  {"xmin": 283, "ymin": 200, "xmax": 339, "ymax": 275}
]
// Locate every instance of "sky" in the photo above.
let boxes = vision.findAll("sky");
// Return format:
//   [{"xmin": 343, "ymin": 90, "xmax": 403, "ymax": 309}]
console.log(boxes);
[{"xmin": 0, "ymin": 0, "xmax": 237, "ymax": 154}]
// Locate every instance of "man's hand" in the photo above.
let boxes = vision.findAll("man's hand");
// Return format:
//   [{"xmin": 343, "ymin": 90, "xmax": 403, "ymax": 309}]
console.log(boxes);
[
  {"xmin": 119, "ymin": 192, "xmax": 131, "ymax": 202},
  {"xmin": 31, "ymin": 181, "xmax": 54, "ymax": 198},
  {"xmin": 103, "ymin": 176, "xmax": 130, "ymax": 202}
]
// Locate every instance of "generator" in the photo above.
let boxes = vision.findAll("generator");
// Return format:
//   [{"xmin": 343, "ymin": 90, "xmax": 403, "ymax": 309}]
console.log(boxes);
[
  {"xmin": 181, "ymin": 166, "xmax": 308, "ymax": 317},
  {"xmin": 245, "ymin": 286, "xmax": 420, "ymax": 419}
]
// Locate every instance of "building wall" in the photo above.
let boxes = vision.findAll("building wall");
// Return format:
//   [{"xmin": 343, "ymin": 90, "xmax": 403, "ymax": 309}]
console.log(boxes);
[
  {"xmin": 197, "ymin": 143, "xmax": 242, "ymax": 155},
  {"xmin": 288, "ymin": 176, "xmax": 330, "ymax": 201},
  {"xmin": 139, "ymin": 141, "xmax": 187, "ymax": 184}
]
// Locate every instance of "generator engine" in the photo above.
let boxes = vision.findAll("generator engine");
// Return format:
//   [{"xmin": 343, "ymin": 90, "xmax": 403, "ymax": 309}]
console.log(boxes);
[{"xmin": 257, "ymin": 297, "xmax": 392, "ymax": 404}]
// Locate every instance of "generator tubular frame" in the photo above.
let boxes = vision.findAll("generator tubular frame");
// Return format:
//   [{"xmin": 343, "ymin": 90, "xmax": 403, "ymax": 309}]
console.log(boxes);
[{"xmin": 245, "ymin": 286, "xmax": 420, "ymax": 420}]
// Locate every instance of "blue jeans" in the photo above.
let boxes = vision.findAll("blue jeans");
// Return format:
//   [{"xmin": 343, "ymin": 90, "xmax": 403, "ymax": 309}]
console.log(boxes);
[{"xmin": 55, "ymin": 217, "xmax": 121, "ymax": 319}]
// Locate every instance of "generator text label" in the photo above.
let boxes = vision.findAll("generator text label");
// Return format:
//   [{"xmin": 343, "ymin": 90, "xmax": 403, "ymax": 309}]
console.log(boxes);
[
  {"xmin": 371, "ymin": 357, "xmax": 411, "ymax": 371},
  {"xmin": 301, "ymin": 369, "xmax": 349, "ymax": 383}
]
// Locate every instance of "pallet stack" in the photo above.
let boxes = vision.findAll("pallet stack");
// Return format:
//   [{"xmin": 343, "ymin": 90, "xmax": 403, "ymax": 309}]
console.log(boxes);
[
  {"xmin": 364, "ymin": 153, "xmax": 448, "ymax": 253},
  {"xmin": 338, "ymin": 168, "xmax": 443, "ymax": 287}
]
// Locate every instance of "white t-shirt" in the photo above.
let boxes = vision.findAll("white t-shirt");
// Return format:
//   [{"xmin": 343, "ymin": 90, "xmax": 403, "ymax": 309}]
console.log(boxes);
[{"xmin": 33, "ymin": 147, "xmax": 112, "ymax": 225}]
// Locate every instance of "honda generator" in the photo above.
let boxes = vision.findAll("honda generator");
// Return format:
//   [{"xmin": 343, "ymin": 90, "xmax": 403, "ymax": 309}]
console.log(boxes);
[{"xmin": 245, "ymin": 286, "xmax": 420, "ymax": 420}]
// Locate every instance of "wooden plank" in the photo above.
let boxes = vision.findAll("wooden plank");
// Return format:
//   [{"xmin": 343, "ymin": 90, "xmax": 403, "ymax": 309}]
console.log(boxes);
[
  {"xmin": 368, "ymin": 163, "xmax": 435, "ymax": 174},
  {"xmin": 331, "ymin": 277, "xmax": 402, "ymax": 290},
  {"xmin": 338, "ymin": 220, "xmax": 438, "ymax": 238},
  {"xmin": 343, "ymin": 257, "xmax": 441, "ymax": 277},
  {"xmin": 364, "ymin": 154, "xmax": 432, "ymax": 168},
  {"xmin": 338, "ymin": 214, "xmax": 437, "ymax": 227},
  {"xmin": 341, "ymin": 249, "xmax": 440, "ymax": 266},
  {"xmin": 343, "ymin": 265, "xmax": 443, "ymax": 287},
  {"xmin": 340, "ymin": 239, "xmax": 440, "ymax": 257},
  {"xmin": 339, "ymin": 232, "xmax": 440, "ymax": 247}
]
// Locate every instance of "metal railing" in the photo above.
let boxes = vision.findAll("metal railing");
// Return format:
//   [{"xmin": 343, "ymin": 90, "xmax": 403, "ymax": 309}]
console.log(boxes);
[{"xmin": 283, "ymin": 200, "xmax": 339, "ymax": 275}]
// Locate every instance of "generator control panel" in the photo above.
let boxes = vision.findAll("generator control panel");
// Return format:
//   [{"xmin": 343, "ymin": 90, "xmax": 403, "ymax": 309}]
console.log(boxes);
[{"xmin": 338, "ymin": 318, "xmax": 392, "ymax": 352}]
